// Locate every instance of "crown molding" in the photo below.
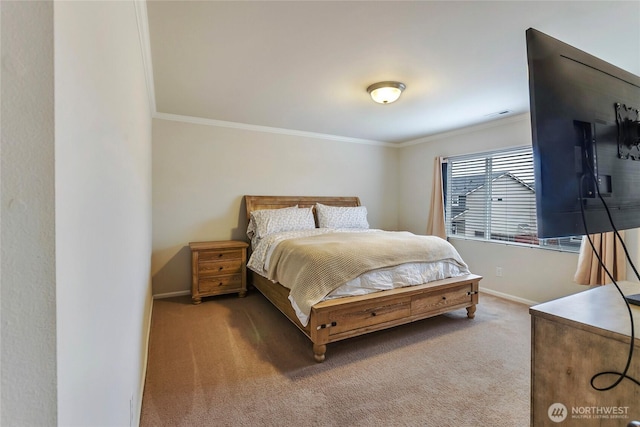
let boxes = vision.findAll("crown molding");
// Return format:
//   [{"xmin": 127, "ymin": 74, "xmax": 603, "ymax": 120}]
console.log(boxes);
[
  {"xmin": 133, "ymin": 0, "xmax": 156, "ymax": 115},
  {"xmin": 153, "ymin": 112, "xmax": 396, "ymax": 147},
  {"xmin": 152, "ymin": 112, "xmax": 530, "ymax": 149},
  {"xmin": 398, "ymin": 113, "xmax": 530, "ymax": 148}
]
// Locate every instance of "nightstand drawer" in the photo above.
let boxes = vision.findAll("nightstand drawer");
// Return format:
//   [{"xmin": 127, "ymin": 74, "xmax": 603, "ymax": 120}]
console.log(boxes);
[
  {"xmin": 198, "ymin": 274, "xmax": 243, "ymax": 293},
  {"xmin": 198, "ymin": 259, "xmax": 243, "ymax": 277},
  {"xmin": 199, "ymin": 249, "xmax": 243, "ymax": 262}
]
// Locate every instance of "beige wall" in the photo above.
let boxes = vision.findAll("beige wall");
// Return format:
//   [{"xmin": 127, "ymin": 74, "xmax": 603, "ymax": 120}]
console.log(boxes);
[
  {"xmin": 152, "ymin": 118, "xmax": 398, "ymax": 295},
  {"xmin": 1, "ymin": 2, "xmax": 57, "ymax": 424},
  {"xmin": 398, "ymin": 114, "xmax": 640, "ymax": 303},
  {"xmin": 55, "ymin": 1, "xmax": 153, "ymax": 426},
  {"xmin": 154, "ymin": 112, "xmax": 640, "ymax": 304}
]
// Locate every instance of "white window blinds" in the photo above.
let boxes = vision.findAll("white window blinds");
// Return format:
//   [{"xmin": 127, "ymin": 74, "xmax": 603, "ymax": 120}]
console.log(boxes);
[{"xmin": 445, "ymin": 147, "xmax": 580, "ymax": 252}]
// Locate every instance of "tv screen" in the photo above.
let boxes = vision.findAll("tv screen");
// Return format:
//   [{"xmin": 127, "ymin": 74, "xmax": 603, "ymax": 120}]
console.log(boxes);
[{"xmin": 527, "ymin": 28, "xmax": 640, "ymax": 238}]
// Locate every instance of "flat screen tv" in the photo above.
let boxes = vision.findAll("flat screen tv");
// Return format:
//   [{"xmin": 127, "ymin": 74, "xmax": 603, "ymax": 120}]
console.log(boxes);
[{"xmin": 527, "ymin": 28, "xmax": 640, "ymax": 238}]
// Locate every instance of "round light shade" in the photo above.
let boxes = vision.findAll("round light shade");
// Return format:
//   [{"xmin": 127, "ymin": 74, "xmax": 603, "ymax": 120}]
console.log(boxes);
[{"xmin": 367, "ymin": 81, "xmax": 406, "ymax": 104}]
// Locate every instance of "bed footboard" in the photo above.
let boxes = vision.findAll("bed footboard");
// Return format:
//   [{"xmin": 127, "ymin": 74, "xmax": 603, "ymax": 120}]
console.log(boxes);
[{"xmin": 251, "ymin": 272, "xmax": 481, "ymax": 362}]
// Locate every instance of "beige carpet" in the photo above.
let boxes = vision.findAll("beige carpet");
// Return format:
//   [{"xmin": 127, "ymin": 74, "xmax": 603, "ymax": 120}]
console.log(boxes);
[{"xmin": 140, "ymin": 291, "xmax": 530, "ymax": 426}]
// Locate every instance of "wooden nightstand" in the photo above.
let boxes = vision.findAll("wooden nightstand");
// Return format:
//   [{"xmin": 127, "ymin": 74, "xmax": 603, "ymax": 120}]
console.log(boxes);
[{"xmin": 189, "ymin": 240, "xmax": 249, "ymax": 304}]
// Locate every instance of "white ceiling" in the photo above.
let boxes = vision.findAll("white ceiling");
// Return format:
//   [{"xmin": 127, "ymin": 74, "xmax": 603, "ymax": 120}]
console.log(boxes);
[{"xmin": 146, "ymin": 1, "xmax": 640, "ymax": 144}]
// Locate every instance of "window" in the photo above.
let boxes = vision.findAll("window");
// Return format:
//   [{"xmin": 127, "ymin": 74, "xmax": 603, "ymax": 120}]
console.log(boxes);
[{"xmin": 444, "ymin": 146, "xmax": 581, "ymax": 252}]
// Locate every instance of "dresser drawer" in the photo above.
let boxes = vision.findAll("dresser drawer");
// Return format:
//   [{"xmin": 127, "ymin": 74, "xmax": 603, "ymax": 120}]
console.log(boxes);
[
  {"xmin": 411, "ymin": 283, "xmax": 473, "ymax": 314},
  {"xmin": 199, "ymin": 249, "xmax": 243, "ymax": 262},
  {"xmin": 198, "ymin": 274, "xmax": 243, "ymax": 293},
  {"xmin": 198, "ymin": 259, "xmax": 243, "ymax": 277}
]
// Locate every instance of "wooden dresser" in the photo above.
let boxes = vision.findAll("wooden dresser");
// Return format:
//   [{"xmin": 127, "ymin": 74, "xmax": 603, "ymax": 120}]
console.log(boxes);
[
  {"xmin": 529, "ymin": 282, "xmax": 640, "ymax": 426},
  {"xmin": 189, "ymin": 240, "xmax": 249, "ymax": 304}
]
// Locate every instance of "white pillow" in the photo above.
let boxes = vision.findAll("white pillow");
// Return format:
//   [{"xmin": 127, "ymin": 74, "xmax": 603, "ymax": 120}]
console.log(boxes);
[
  {"xmin": 315, "ymin": 203, "xmax": 369, "ymax": 229},
  {"xmin": 247, "ymin": 206, "xmax": 315, "ymax": 240}
]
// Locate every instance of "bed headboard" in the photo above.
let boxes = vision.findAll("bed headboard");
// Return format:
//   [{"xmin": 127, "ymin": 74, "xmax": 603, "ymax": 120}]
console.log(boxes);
[{"xmin": 244, "ymin": 195, "xmax": 361, "ymax": 223}]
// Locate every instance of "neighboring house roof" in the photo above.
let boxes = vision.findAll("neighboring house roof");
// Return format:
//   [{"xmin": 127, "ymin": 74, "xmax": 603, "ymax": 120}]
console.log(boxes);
[
  {"xmin": 449, "ymin": 172, "xmax": 535, "ymax": 222},
  {"xmin": 450, "ymin": 172, "xmax": 535, "ymax": 197},
  {"xmin": 451, "ymin": 209, "xmax": 468, "ymax": 221}
]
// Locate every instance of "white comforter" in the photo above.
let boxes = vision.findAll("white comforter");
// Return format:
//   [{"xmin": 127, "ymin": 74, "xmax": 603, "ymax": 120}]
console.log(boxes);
[{"xmin": 247, "ymin": 229, "xmax": 470, "ymax": 326}]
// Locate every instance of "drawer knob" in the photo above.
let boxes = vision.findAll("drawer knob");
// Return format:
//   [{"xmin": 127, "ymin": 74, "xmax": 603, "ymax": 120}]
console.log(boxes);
[
  {"xmin": 218, "ymin": 253, "xmax": 223, "ymax": 257},
  {"xmin": 442, "ymin": 296, "xmax": 447, "ymax": 300},
  {"xmin": 219, "ymin": 267, "xmax": 224, "ymax": 271},
  {"xmin": 371, "ymin": 312, "xmax": 377, "ymax": 316},
  {"xmin": 218, "ymin": 282, "xmax": 223, "ymax": 286}
]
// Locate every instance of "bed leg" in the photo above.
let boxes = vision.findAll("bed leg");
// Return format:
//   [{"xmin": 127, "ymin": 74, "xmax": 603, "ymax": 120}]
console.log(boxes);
[
  {"xmin": 466, "ymin": 304, "xmax": 476, "ymax": 319},
  {"xmin": 313, "ymin": 344, "xmax": 326, "ymax": 363}
]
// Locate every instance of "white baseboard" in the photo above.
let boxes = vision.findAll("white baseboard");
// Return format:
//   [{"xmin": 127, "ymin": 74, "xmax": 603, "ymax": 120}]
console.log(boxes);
[
  {"xmin": 479, "ymin": 287, "xmax": 539, "ymax": 307},
  {"xmin": 152, "ymin": 290, "xmax": 190, "ymax": 299},
  {"xmin": 135, "ymin": 290, "xmax": 154, "ymax": 427}
]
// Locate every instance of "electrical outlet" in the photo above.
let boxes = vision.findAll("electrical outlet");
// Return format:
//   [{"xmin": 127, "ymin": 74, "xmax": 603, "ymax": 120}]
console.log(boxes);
[{"xmin": 496, "ymin": 267, "xmax": 503, "ymax": 277}]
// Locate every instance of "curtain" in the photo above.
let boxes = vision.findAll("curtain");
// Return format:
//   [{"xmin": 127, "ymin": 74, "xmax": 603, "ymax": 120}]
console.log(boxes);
[
  {"xmin": 426, "ymin": 157, "xmax": 446, "ymax": 239},
  {"xmin": 574, "ymin": 231, "xmax": 626, "ymax": 285}
]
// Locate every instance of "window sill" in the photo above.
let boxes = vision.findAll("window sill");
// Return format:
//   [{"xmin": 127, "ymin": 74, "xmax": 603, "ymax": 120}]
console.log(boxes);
[{"xmin": 447, "ymin": 235, "xmax": 580, "ymax": 254}]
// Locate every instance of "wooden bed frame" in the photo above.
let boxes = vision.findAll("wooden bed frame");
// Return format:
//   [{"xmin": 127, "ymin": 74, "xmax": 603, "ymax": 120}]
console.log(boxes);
[{"xmin": 244, "ymin": 195, "xmax": 481, "ymax": 362}]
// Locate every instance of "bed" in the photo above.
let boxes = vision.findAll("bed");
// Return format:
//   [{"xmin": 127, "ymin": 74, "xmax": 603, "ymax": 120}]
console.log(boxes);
[{"xmin": 244, "ymin": 195, "xmax": 481, "ymax": 362}]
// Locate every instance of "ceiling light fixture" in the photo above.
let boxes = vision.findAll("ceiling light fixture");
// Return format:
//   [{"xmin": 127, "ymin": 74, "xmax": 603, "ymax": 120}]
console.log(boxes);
[{"xmin": 367, "ymin": 81, "xmax": 406, "ymax": 104}]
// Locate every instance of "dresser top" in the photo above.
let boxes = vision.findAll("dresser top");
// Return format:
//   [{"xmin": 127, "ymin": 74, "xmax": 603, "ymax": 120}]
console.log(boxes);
[{"xmin": 530, "ymin": 281, "xmax": 640, "ymax": 342}]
